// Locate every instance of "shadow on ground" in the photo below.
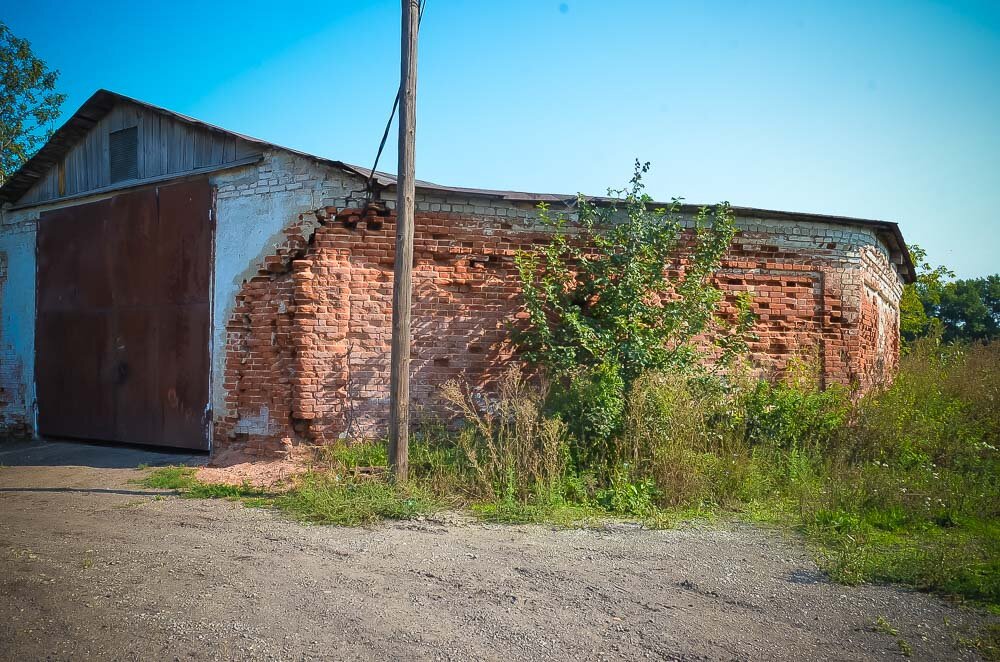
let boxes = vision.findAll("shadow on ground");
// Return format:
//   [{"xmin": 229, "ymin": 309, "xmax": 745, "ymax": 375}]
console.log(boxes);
[{"xmin": 0, "ymin": 438, "xmax": 205, "ymax": 469}]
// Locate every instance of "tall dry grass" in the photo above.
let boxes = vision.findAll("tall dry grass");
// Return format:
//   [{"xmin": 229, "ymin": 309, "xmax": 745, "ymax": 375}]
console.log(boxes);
[{"xmin": 440, "ymin": 367, "xmax": 569, "ymax": 505}]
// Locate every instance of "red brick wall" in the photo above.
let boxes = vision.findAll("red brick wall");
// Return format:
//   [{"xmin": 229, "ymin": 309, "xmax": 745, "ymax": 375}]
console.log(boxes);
[{"xmin": 214, "ymin": 207, "xmax": 904, "ymax": 457}]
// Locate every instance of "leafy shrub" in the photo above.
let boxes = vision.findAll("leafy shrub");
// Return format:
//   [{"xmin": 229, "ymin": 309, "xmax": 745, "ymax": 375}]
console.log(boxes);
[
  {"xmin": 596, "ymin": 464, "xmax": 657, "ymax": 516},
  {"xmin": 742, "ymin": 378, "xmax": 850, "ymax": 454},
  {"xmin": 546, "ymin": 360, "xmax": 625, "ymax": 469},
  {"xmin": 513, "ymin": 161, "xmax": 752, "ymax": 388},
  {"xmin": 620, "ymin": 372, "xmax": 741, "ymax": 507}
]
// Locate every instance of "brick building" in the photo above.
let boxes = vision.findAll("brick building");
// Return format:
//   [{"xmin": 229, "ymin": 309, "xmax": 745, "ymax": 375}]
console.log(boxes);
[{"xmin": 0, "ymin": 90, "xmax": 914, "ymax": 455}]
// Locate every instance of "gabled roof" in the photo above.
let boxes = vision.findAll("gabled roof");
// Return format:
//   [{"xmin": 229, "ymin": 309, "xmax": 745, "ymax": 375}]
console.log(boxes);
[
  {"xmin": 0, "ymin": 89, "xmax": 914, "ymax": 282},
  {"xmin": 0, "ymin": 89, "xmax": 372, "ymax": 205}
]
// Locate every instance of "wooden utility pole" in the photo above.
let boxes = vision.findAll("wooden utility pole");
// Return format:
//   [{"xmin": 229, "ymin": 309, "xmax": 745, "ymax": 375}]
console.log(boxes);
[{"xmin": 388, "ymin": 0, "xmax": 419, "ymax": 482}]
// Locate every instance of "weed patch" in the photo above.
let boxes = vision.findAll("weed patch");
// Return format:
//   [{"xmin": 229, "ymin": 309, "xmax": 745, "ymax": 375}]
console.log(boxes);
[
  {"xmin": 139, "ymin": 467, "xmax": 270, "ymax": 502},
  {"xmin": 139, "ymin": 466, "xmax": 197, "ymax": 490},
  {"xmin": 273, "ymin": 474, "xmax": 437, "ymax": 526},
  {"xmin": 413, "ymin": 339, "xmax": 999, "ymax": 613}
]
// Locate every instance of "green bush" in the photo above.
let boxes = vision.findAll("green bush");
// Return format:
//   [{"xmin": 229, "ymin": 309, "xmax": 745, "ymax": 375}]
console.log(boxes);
[
  {"xmin": 513, "ymin": 161, "xmax": 752, "ymax": 388},
  {"xmin": 742, "ymin": 379, "xmax": 849, "ymax": 453},
  {"xmin": 597, "ymin": 464, "xmax": 658, "ymax": 516},
  {"xmin": 620, "ymin": 372, "xmax": 741, "ymax": 507},
  {"xmin": 547, "ymin": 361, "xmax": 625, "ymax": 469}
]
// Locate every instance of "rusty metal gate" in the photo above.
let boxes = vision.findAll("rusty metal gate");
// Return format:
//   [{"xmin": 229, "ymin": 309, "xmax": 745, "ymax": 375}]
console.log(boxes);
[{"xmin": 35, "ymin": 179, "xmax": 212, "ymax": 450}]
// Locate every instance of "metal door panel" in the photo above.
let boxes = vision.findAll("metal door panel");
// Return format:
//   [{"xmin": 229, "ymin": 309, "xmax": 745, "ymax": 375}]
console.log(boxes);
[
  {"xmin": 158, "ymin": 304, "xmax": 211, "ymax": 449},
  {"xmin": 112, "ymin": 308, "xmax": 161, "ymax": 446},
  {"xmin": 156, "ymin": 179, "xmax": 212, "ymax": 449},
  {"xmin": 158, "ymin": 180, "xmax": 212, "ymax": 305},
  {"xmin": 108, "ymin": 188, "xmax": 159, "ymax": 308},
  {"xmin": 36, "ymin": 200, "xmax": 111, "ymax": 313},
  {"xmin": 35, "ymin": 311, "xmax": 115, "ymax": 440},
  {"xmin": 36, "ymin": 179, "xmax": 212, "ymax": 450},
  {"xmin": 106, "ymin": 188, "xmax": 161, "ymax": 445}
]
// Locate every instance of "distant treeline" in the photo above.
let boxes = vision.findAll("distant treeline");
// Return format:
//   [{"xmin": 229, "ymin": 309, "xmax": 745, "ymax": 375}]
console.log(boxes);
[{"xmin": 901, "ymin": 245, "xmax": 999, "ymax": 343}]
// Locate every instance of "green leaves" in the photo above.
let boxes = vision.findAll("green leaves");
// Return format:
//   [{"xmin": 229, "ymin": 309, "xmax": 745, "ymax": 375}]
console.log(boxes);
[
  {"xmin": 938, "ymin": 275, "xmax": 1000, "ymax": 342},
  {"xmin": 901, "ymin": 244, "xmax": 999, "ymax": 344},
  {"xmin": 0, "ymin": 21, "xmax": 66, "ymax": 185},
  {"xmin": 513, "ymin": 161, "xmax": 748, "ymax": 388}
]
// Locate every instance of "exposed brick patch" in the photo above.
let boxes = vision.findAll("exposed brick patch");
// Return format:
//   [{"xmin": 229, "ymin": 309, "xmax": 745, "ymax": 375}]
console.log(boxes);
[
  {"xmin": 217, "ymin": 214, "xmax": 318, "ymax": 457},
  {"xmin": 214, "ymin": 207, "xmax": 905, "ymax": 458},
  {"xmin": 857, "ymin": 245, "xmax": 903, "ymax": 387}
]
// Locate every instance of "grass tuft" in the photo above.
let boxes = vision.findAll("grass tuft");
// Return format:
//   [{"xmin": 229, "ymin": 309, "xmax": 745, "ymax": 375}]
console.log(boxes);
[
  {"xmin": 139, "ymin": 466, "xmax": 197, "ymax": 490},
  {"xmin": 138, "ymin": 467, "xmax": 267, "ymax": 501},
  {"xmin": 273, "ymin": 474, "xmax": 437, "ymax": 526}
]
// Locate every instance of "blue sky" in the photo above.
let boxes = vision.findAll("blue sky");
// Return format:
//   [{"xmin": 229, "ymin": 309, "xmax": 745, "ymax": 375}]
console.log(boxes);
[{"xmin": 6, "ymin": 0, "xmax": 999, "ymax": 277}]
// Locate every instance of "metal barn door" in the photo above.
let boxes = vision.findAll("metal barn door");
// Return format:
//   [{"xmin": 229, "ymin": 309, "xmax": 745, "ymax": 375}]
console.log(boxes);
[{"xmin": 35, "ymin": 179, "xmax": 212, "ymax": 450}]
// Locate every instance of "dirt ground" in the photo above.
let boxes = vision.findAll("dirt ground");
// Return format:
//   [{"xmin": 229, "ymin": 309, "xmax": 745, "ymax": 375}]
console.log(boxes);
[{"xmin": 0, "ymin": 441, "xmax": 995, "ymax": 661}]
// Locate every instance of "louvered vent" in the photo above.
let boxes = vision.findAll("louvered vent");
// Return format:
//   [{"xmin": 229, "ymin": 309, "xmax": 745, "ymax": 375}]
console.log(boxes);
[{"xmin": 109, "ymin": 127, "xmax": 138, "ymax": 183}]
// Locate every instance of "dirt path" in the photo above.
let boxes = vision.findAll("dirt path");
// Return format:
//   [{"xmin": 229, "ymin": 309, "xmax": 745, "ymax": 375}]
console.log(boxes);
[{"xmin": 0, "ymin": 459, "xmax": 994, "ymax": 661}]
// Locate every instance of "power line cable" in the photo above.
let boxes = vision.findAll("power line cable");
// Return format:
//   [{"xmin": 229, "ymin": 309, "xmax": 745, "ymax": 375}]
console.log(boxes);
[{"xmin": 366, "ymin": 0, "xmax": 426, "ymax": 199}]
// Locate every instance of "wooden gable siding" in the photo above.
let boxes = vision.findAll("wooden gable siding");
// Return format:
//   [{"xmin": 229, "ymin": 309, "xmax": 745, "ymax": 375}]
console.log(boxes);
[{"xmin": 19, "ymin": 102, "xmax": 260, "ymax": 205}]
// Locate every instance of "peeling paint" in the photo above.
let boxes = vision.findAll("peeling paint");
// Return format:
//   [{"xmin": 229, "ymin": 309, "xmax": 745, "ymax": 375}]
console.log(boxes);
[{"xmin": 0, "ymin": 224, "xmax": 38, "ymax": 437}]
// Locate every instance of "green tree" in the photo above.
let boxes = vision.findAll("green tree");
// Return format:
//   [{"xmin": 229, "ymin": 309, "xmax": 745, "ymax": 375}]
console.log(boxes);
[
  {"xmin": 938, "ymin": 275, "xmax": 1000, "ymax": 342},
  {"xmin": 899, "ymin": 245, "xmax": 954, "ymax": 343},
  {"xmin": 514, "ymin": 161, "xmax": 753, "ymax": 389},
  {"xmin": 0, "ymin": 21, "xmax": 65, "ymax": 185}
]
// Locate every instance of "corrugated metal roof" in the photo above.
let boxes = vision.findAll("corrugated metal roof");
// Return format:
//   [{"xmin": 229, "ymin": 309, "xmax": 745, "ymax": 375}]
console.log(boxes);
[{"xmin": 0, "ymin": 89, "xmax": 914, "ymax": 282}]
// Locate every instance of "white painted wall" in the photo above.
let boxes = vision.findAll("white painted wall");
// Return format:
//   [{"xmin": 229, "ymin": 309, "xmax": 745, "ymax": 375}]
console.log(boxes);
[{"xmin": 0, "ymin": 214, "xmax": 38, "ymax": 433}]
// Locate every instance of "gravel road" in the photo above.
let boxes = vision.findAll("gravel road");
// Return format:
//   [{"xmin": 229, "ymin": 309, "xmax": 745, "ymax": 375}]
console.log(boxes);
[{"xmin": 0, "ymin": 455, "xmax": 995, "ymax": 661}]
